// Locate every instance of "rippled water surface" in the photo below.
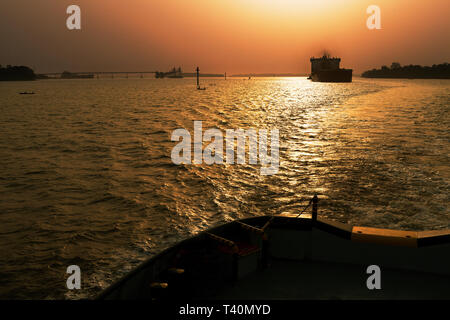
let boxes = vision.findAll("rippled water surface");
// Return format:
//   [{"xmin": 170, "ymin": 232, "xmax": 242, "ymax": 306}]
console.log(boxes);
[{"xmin": 0, "ymin": 77, "xmax": 449, "ymax": 299}]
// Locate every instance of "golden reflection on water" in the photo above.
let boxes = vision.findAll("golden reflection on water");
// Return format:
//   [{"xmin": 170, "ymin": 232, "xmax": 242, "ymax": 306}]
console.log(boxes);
[{"xmin": 0, "ymin": 77, "xmax": 448, "ymax": 299}]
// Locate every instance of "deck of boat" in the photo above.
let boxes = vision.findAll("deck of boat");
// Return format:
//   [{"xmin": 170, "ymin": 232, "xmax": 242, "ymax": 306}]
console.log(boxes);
[
  {"xmin": 213, "ymin": 259, "xmax": 449, "ymax": 300},
  {"xmin": 97, "ymin": 202, "xmax": 450, "ymax": 300}
]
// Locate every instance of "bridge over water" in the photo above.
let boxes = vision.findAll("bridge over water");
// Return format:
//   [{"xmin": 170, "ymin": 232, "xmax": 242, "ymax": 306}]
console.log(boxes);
[
  {"xmin": 41, "ymin": 71, "xmax": 158, "ymax": 78},
  {"xmin": 40, "ymin": 71, "xmax": 226, "ymax": 78}
]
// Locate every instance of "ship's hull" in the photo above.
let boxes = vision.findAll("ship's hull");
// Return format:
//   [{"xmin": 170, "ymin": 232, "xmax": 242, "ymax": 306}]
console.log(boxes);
[
  {"xmin": 311, "ymin": 69, "xmax": 352, "ymax": 82},
  {"xmin": 97, "ymin": 213, "xmax": 450, "ymax": 300}
]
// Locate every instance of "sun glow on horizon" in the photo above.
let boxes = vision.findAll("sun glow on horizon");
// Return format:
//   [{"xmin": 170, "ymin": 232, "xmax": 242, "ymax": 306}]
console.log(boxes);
[
  {"xmin": 244, "ymin": 0, "xmax": 359, "ymax": 13},
  {"xmin": 1, "ymin": 0, "xmax": 448, "ymax": 74}
]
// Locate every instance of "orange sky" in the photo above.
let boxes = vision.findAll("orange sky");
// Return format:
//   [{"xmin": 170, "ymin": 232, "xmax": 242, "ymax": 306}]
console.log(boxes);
[{"xmin": 1, "ymin": 0, "xmax": 449, "ymax": 74}]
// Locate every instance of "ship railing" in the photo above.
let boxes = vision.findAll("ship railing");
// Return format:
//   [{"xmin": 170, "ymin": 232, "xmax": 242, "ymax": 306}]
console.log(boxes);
[{"xmin": 296, "ymin": 194, "xmax": 318, "ymax": 220}]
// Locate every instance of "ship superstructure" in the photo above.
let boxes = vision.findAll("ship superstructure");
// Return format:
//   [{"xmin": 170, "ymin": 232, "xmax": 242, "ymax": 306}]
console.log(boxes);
[{"xmin": 309, "ymin": 54, "xmax": 352, "ymax": 82}]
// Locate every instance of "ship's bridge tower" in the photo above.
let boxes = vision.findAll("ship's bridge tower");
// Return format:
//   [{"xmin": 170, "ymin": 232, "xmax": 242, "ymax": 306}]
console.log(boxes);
[{"xmin": 310, "ymin": 55, "xmax": 341, "ymax": 73}]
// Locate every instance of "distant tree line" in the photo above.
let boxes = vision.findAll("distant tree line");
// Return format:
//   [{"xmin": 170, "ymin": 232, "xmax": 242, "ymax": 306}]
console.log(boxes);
[
  {"xmin": 0, "ymin": 65, "xmax": 36, "ymax": 81},
  {"xmin": 362, "ymin": 62, "xmax": 450, "ymax": 79}
]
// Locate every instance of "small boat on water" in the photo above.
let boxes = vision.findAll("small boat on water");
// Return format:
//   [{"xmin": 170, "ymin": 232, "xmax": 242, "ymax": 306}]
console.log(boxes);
[
  {"xmin": 19, "ymin": 92, "xmax": 35, "ymax": 95},
  {"xmin": 98, "ymin": 196, "xmax": 450, "ymax": 300}
]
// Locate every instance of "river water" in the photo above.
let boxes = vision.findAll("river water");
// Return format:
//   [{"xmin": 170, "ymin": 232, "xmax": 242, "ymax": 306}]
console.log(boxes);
[{"xmin": 0, "ymin": 77, "xmax": 449, "ymax": 299}]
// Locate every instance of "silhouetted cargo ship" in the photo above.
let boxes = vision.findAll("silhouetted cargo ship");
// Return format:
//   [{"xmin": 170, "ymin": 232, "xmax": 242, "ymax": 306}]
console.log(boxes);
[
  {"xmin": 309, "ymin": 54, "xmax": 352, "ymax": 82},
  {"xmin": 155, "ymin": 67, "xmax": 184, "ymax": 79}
]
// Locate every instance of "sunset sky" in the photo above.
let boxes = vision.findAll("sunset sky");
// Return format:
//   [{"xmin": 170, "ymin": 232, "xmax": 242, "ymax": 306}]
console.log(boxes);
[{"xmin": 1, "ymin": 0, "xmax": 449, "ymax": 74}]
